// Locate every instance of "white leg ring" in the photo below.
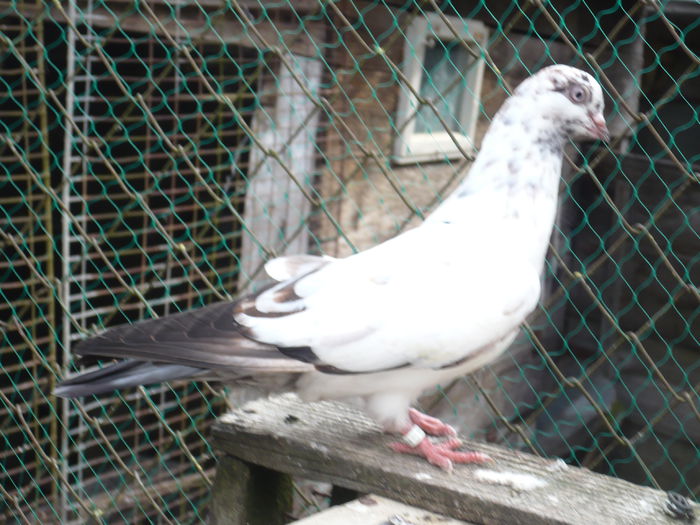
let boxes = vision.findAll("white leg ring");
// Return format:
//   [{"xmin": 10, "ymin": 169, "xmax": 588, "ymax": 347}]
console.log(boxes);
[{"xmin": 402, "ymin": 424, "xmax": 426, "ymax": 447}]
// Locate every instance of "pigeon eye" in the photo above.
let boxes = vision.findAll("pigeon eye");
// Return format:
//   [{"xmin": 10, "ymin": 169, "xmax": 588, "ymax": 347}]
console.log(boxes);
[{"xmin": 568, "ymin": 85, "xmax": 588, "ymax": 104}]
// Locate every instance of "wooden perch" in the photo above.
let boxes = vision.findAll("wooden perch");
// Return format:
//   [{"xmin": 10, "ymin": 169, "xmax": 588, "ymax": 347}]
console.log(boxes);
[{"xmin": 211, "ymin": 394, "xmax": 694, "ymax": 525}]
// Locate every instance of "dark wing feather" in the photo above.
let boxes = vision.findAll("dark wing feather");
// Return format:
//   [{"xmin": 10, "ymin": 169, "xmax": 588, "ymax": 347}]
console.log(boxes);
[
  {"xmin": 54, "ymin": 360, "xmax": 206, "ymax": 397},
  {"xmin": 72, "ymin": 301, "xmax": 309, "ymax": 371}
]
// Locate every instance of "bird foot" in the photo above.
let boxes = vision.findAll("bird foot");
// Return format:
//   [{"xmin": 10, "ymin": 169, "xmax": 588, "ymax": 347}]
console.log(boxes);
[
  {"xmin": 389, "ymin": 437, "xmax": 492, "ymax": 472},
  {"xmin": 408, "ymin": 408, "xmax": 457, "ymax": 437}
]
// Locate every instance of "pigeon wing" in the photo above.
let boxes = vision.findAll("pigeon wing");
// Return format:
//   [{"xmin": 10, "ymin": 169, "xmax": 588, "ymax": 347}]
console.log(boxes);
[{"xmin": 236, "ymin": 224, "xmax": 541, "ymax": 374}]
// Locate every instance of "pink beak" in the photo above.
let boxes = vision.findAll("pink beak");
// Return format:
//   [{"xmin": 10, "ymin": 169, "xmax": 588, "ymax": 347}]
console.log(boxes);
[{"xmin": 589, "ymin": 112, "xmax": 609, "ymax": 142}]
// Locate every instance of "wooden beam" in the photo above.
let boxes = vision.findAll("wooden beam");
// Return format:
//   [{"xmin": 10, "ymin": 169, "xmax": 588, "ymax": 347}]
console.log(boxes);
[
  {"xmin": 212, "ymin": 395, "xmax": 694, "ymax": 525},
  {"xmin": 8, "ymin": 1, "xmax": 323, "ymax": 57},
  {"xmin": 209, "ymin": 454, "xmax": 293, "ymax": 525},
  {"xmin": 240, "ymin": 53, "xmax": 323, "ymax": 290},
  {"xmin": 290, "ymin": 494, "xmax": 477, "ymax": 524}
]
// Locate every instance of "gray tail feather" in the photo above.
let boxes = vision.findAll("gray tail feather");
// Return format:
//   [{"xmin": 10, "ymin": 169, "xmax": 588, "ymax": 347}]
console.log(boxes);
[{"xmin": 54, "ymin": 359, "xmax": 206, "ymax": 398}]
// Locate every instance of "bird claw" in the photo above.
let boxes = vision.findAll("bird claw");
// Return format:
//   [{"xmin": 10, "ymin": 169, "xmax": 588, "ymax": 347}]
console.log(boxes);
[
  {"xmin": 441, "ymin": 437, "xmax": 464, "ymax": 450},
  {"xmin": 389, "ymin": 438, "xmax": 492, "ymax": 472},
  {"xmin": 389, "ymin": 409, "xmax": 490, "ymax": 470},
  {"xmin": 408, "ymin": 408, "xmax": 457, "ymax": 437}
]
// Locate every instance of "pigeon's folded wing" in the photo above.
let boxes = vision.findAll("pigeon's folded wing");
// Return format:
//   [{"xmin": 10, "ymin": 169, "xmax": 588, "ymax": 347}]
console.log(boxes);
[
  {"xmin": 73, "ymin": 224, "xmax": 540, "ymax": 377},
  {"xmin": 237, "ymin": 225, "xmax": 542, "ymax": 374}
]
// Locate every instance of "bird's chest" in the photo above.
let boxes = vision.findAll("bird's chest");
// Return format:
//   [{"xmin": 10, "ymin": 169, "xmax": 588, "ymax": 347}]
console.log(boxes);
[
  {"xmin": 436, "ymin": 203, "xmax": 555, "ymax": 268},
  {"xmin": 497, "ymin": 193, "xmax": 558, "ymax": 267}
]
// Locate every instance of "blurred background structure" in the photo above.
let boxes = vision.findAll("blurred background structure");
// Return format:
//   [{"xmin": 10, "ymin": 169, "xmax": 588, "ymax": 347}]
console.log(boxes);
[{"xmin": 0, "ymin": 1, "xmax": 698, "ymax": 523}]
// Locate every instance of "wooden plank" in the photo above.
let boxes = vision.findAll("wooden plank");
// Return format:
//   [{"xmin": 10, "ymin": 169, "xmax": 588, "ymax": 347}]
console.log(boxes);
[
  {"xmin": 210, "ymin": 455, "xmax": 293, "ymax": 525},
  {"xmin": 241, "ymin": 53, "xmax": 323, "ymax": 290},
  {"xmin": 291, "ymin": 494, "xmax": 477, "ymax": 524},
  {"xmin": 9, "ymin": 2, "xmax": 323, "ymax": 57},
  {"xmin": 212, "ymin": 395, "xmax": 694, "ymax": 525}
]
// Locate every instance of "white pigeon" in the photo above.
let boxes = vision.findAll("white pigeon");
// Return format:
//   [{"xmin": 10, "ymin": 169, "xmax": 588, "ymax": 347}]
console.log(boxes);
[{"xmin": 56, "ymin": 65, "xmax": 608, "ymax": 471}]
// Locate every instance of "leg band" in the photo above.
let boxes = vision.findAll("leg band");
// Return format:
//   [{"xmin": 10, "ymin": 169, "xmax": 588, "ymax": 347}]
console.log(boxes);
[{"xmin": 402, "ymin": 424, "xmax": 426, "ymax": 447}]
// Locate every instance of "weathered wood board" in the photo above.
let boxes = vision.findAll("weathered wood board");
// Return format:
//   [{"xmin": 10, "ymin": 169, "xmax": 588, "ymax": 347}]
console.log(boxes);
[
  {"xmin": 211, "ymin": 395, "xmax": 694, "ymax": 525},
  {"xmin": 291, "ymin": 494, "xmax": 477, "ymax": 524}
]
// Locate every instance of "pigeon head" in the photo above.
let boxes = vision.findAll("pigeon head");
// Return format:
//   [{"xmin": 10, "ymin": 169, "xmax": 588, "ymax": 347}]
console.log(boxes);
[{"xmin": 513, "ymin": 65, "xmax": 608, "ymax": 142}]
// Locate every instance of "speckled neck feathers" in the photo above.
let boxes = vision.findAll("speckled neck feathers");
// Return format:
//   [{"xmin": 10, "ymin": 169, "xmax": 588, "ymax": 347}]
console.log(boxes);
[
  {"xmin": 423, "ymin": 87, "xmax": 576, "ymax": 271},
  {"xmin": 455, "ymin": 96, "xmax": 566, "ymax": 201},
  {"xmin": 432, "ymin": 64, "xmax": 607, "ymax": 219}
]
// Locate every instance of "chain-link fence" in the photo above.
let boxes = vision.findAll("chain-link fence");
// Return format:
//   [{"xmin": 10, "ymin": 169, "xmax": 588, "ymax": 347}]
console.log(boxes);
[{"xmin": 1, "ymin": 0, "xmax": 698, "ymax": 523}]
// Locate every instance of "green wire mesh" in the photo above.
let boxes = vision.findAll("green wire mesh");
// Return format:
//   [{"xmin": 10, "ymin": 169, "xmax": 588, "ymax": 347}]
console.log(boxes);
[{"xmin": 1, "ymin": 1, "xmax": 698, "ymax": 523}]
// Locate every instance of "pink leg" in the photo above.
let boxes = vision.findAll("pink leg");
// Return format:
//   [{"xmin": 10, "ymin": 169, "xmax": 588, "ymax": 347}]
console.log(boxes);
[
  {"xmin": 408, "ymin": 408, "xmax": 457, "ymax": 437},
  {"xmin": 389, "ymin": 438, "xmax": 491, "ymax": 472},
  {"xmin": 388, "ymin": 409, "xmax": 491, "ymax": 471}
]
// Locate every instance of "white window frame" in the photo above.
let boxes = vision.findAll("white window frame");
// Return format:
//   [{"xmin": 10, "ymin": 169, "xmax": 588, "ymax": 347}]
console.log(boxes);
[{"xmin": 393, "ymin": 14, "xmax": 488, "ymax": 164}]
